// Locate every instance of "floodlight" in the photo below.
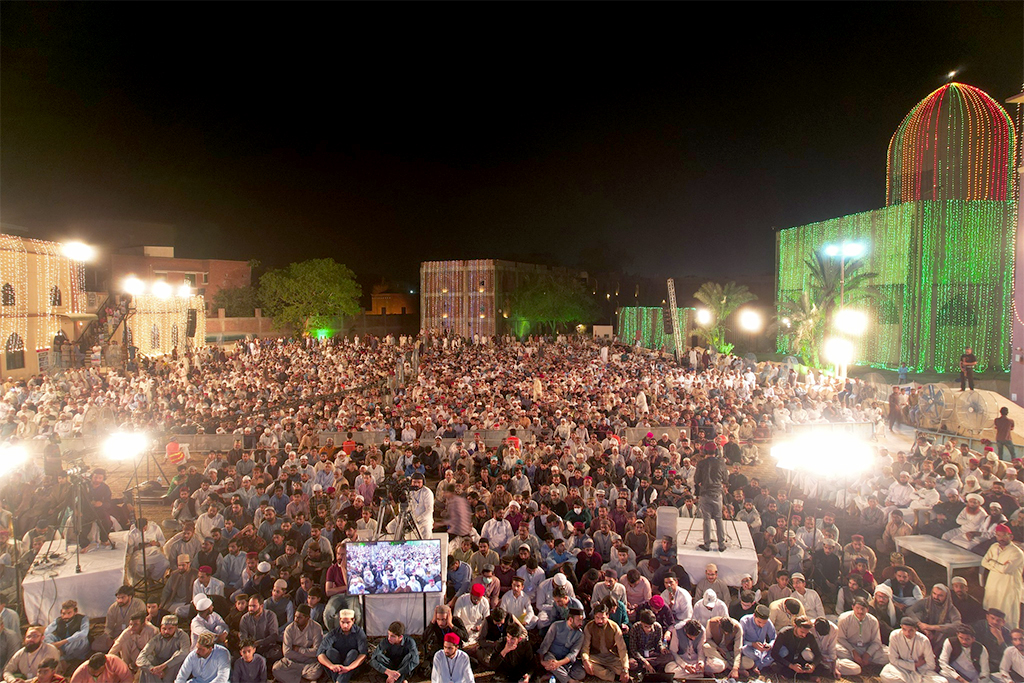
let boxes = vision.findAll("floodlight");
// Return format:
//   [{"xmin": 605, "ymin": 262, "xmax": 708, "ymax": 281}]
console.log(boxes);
[
  {"xmin": 781, "ymin": 317, "xmax": 792, "ymax": 328},
  {"xmin": 152, "ymin": 281, "xmax": 172, "ymax": 299},
  {"xmin": 176, "ymin": 283, "xmax": 192, "ymax": 298},
  {"xmin": 61, "ymin": 241, "xmax": 95, "ymax": 262},
  {"xmin": 842, "ymin": 242, "xmax": 865, "ymax": 258},
  {"xmin": 103, "ymin": 432, "xmax": 149, "ymax": 461},
  {"xmin": 123, "ymin": 277, "xmax": 145, "ymax": 296},
  {"xmin": 696, "ymin": 309, "xmax": 713, "ymax": 326},
  {"xmin": 739, "ymin": 309, "xmax": 762, "ymax": 332},
  {"xmin": 772, "ymin": 433, "xmax": 874, "ymax": 478},
  {"xmin": 0, "ymin": 444, "xmax": 28, "ymax": 478},
  {"xmin": 824, "ymin": 245, "xmax": 840, "ymax": 257},
  {"xmin": 834, "ymin": 309, "xmax": 868, "ymax": 336},
  {"xmin": 823, "ymin": 337, "xmax": 854, "ymax": 366}
]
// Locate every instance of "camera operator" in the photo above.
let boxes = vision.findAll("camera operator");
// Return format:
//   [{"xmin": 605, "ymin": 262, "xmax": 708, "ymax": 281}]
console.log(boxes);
[{"xmin": 385, "ymin": 473, "xmax": 434, "ymax": 539}]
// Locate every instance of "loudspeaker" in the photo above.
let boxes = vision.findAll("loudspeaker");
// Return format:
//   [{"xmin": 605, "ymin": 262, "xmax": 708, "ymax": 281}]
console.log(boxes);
[
  {"xmin": 690, "ymin": 334, "xmax": 699, "ymax": 348},
  {"xmin": 186, "ymin": 309, "xmax": 197, "ymax": 337},
  {"xmin": 662, "ymin": 307, "xmax": 672, "ymax": 335}
]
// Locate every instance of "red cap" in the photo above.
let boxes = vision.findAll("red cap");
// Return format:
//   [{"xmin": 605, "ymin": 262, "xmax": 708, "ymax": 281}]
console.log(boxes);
[
  {"xmin": 443, "ymin": 632, "xmax": 461, "ymax": 645},
  {"xmin": 996, "ymin": 524, "xmax": 1013, "ymax": 534},
  {"xmin": 471, "ymin": 583, "xmax": 486, "ymax": 597},
  {"xmin": 198, "ymin": 565, "xmax": 213, "ymax": 574}
]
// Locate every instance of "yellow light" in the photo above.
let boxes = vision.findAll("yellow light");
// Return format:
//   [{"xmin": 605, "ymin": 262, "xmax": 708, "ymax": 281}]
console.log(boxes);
[
  {"xmin": 176, "ymin": 283, "xmax": 192, "ymax": 298},
  {"xmin": 152, "ymin": 281, "xmax": 172, "ymax": 299},
  {"xmin": 833, "ymin": 309, "xmax": 868, "ymax": 336},
  {"xmin": 739, "ymin": 309, "xmax": 762, "ymax": 332},
  {"xmin": 823, "ymin": 337, "xmax": 854, "ymax": 366},
  {"xmin": 103, "ymin": 432, "xmax": 149, "ymax": 460},
  {"xmin": 61, "ymin": 241, "xmax": 95, "ymax": 262},
  {"xmin": 696, "ymin": 309, "xmax": 713, "ymax": 326},
  {"xmin": 123, "ymin": 277, "xmax": 145, "ymax": 296},
  {"xmin": 0, "ymin": 444, "xmax": 28, "ymax": 478}
]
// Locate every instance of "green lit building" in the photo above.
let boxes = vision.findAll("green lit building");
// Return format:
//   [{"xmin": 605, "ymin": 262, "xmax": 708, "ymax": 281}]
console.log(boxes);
[{"xmin": 777, "ymin": 83, "xmax": 1017, "ymax": 373}]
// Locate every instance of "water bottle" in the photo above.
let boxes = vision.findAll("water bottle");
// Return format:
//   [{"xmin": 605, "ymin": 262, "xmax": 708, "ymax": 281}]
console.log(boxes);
[{"xmin": 549, "ymin": 675, "xmax": 556, "ymax": 683}]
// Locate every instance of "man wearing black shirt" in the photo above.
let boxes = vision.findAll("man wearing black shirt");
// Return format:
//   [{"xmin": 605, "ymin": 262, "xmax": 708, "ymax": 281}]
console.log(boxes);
[
  {"xmin": 770, "ymin": 616, "xmax": 822, "ymax": 678},
  {"xmin": 960, "ymin": 347, "xmax": 978, "ymax": 391}
]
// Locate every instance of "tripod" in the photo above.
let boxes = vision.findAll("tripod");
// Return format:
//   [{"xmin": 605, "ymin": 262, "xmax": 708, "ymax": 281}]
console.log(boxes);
[
  {"xmin": 123, "ymin": 449, "xmax": 165, "ymax": 597},
  {"xmin": 373, "ymin": 500, "xmax": 423, "ymax": 542}
]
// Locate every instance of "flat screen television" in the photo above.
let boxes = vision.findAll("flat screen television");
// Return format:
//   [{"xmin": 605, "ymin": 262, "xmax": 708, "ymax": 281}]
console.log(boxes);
[{"xmin": 345, "ymin": 540, "xmax": 443, "ymax": 594}]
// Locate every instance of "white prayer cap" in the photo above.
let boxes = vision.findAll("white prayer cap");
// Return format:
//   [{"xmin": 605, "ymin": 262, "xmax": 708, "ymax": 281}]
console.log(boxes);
[
  {"xmin": 193, "ymin": 595, "xmax": 212, "ymax": 611},
  {"xmin": 966, "ymin": 493, "xmax": 984, "ymax": 503}
]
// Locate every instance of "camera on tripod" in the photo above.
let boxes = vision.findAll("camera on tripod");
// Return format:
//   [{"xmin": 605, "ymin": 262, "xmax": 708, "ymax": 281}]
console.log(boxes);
[{"xmin": 383, "ymin": 477, "xmax": 411, "ymax": 505}]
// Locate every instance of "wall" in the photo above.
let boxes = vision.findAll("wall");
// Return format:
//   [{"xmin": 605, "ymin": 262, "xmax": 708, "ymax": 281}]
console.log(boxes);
[
  {"xmin": 109, "ymin": 253, "xmax": 251, "ymax": 313},
  {"xmin": 369, "ymin": 292, "xmax": 417, "ymax": 315}
]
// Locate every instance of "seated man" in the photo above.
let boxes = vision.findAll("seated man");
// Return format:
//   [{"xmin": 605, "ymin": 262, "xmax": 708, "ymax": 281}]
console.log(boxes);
[
  {"xmin": 273, "ymin": 604, "xmax": 324, "ymax": 683},
  {"xmin": 499, "ymin": 576, "xmax": 537, "ymax": 629},
  {"xmin": 431, "ymin": 633, "xmax": 474, "ymax": 683},
  {"xmin": 579, "ymin": 603, "xmax": 630, "ymax": 682},
  {"xmin": 769, "ymin": 615, "xmax": 822, "ymax": 679},
  {"xmin": 836, "ymin": 598, "xmax": 889, "ymax": 676},
  {"xmin": 108, "ymin": 611, "xmax": 157, "ymax": 678},
  {"xmin": 537, "ymin": 606, "xmax": 586, "ymax": 683},
  {"xmin": 317, "ymin": 609, "xmax": 369, "ymax": 683},
  {"xmin": 368, "ymin": 621, "xmax": 419, "ymax": 683},
  {"xmin": 999, "ymin": 628, "xmax": 1024, "ymax": 683},
  {"xmin": 939, "ymin": 624, "xmax": 990, "ymax": 683},
  {"xmin": 453, "ymin": 584, "xmax": 490, "ymax": 645},
  {"xmin": 704, "ymin": 615, "xmax": 744, "ymax": 679},
  {"xmin": 69, "ymin": 652, "xmax": 132, "ymax": 683},
  {"xmin": 627, "ymin": 609, "xmax": 669, "ymax": 679},
  {"xmin": 488, "ymin": 621, "xmax": 534, "ymax": 683},
  {"xmin": 882, "ymin": 617, "xmax": 946, "ymax": 683},
  {"xmin": 43, "ymin": 599, "xmax": 91, "ymax": 667},
  {"xmin": 740, "ymin": 605, "xmax": 777, "ymax": 673},
  {"xmin": 886, "ymin": 567, "xmax": 925, "ymax": 615},
  {"xmin": 907, "ymin": 583, "xmax": 963, "ymax": 652},
  {"xmin": 666, "ymin": 619, "xmax": 722, "ymax": 679},
  {"xmin": 3, "ymin": 627, "xmax": 60, "ymax": 682},
  {"xmin": 137, "ymin": 615, "xmax": 191, "ymax": 683},
  {"xmin": 174, "ymin": 632, "xmax": 231, "ymax": 683}
]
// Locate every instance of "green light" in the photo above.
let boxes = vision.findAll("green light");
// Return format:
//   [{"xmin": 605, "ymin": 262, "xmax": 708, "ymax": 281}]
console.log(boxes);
[
  {"xmin": 313, "ymin": 328, "xmax": 332, "ymax": 340},
  {"xmin": 617, "ymin": 307, "xmax": 694, "ymax": 353},
  {"xmin": 777, "ymin": 200, "xmax": 1013, "ymax": 373}
]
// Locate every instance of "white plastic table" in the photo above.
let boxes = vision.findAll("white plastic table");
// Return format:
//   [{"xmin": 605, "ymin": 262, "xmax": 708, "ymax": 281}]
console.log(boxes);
[{"xmin": 894, "ymin": 535, "xmax": 982, "ymax": 585}]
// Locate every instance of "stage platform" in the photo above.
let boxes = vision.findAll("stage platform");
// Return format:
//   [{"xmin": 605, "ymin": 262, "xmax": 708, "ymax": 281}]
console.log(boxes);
[
  {"xmin": 23, "ymin": 531, "xmax": 128, "ymax": 625},
  {"xmin": 672, "ymin": 517, "xmax": 757, "ymax": 587}
]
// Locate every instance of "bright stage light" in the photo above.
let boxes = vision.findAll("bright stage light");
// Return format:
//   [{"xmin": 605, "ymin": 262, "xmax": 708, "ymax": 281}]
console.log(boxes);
[
  {"xmin": 833, "ymin": 309, "xmax": 868, "ymax": 336},
  {"xmin": 823, "ymin": 337, "xmax": 854, "ymax": 366},
  {"xmin": 123, "ymin": 277, "xmax": 145, "ymax": 296},
  {"xmin": 739, "ymin": 309, "xmax": 762, "ymax": 332},
  {"xmin": 152, "ymin": 281, "xmax": 172, "ymax": 299},
  {"xmin": 781, "ymin": 317, "xmax": 792, "ymax": 328},
  {"xmin": 824, "ymin": 245, "xmax": 840, "ymax": 257},
  {"xmin": 103, "ymin": 432, "xmax": 149, "ymax": 461},
  {"xmin": 176, "ymin": 283, "xmax": 192, "ymax": 298},
  {"xmin": 0, "ymin": 444, "xmax": 29, "ymax": 478},
  {"xmin": 61, "ymin": 241, "xmax": 96, "ymax": 262},
  {"xmin": 772, "ymin": 433, "xmax": 874, "ymax": 478},
  {"xmin": 696, "ymin": 309, "xmax": 713, "ymax": 326},
  {"xmin": 842, "ymin": 242, "xmax": 864, "ymax": 257}
]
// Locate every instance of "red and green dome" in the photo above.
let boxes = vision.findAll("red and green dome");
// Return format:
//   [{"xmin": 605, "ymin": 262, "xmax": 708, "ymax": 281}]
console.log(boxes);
[{"xmin": 886, "ymin": 82, "xmax": 1016, "ymax": 205}]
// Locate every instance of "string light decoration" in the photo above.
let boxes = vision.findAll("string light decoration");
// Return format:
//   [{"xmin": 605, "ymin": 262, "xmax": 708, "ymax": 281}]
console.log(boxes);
[
  {"xmin": 617, "ymin": 307, "xmax": 694, "ymax": 353},
  {"xmin": 1, "ymin": 234, "xmax": 83, "ymax": 372},
  {"xmin": 127, "ymin": 292, "xmax": 206, "ymax": 357},
  {"xmin": 887, "ymin": 83, "xmax": 1017, "ymax": 205},
  {"xmin": 780, "ymin": 82, "xmax": 1016, "ymax": 374},
  {"xmin": 778, "ymin": 199, "xmax": 1013, "ymax": 373}
]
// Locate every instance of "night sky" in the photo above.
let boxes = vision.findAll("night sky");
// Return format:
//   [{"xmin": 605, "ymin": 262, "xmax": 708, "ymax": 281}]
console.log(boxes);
[{"xmin": 2, "ymin": 3, "xmax": 1021, "ymax": 284}]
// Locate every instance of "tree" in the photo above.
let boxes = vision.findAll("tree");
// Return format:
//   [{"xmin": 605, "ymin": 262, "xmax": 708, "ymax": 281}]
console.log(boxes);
[
  {"xmin": 692, "ymin": 281, "xmax": 757, "ymax": 351},
  {"xmin": 210, "ymin": 285, "xmax": 259, "ymax": 317},
  {"xmin": 509, "ymin": 274, "xmax": 599, "ymax": 336},
  {"xmin": 777, "ymin": 252, "xmax": 878, "ymax": 368},
  {"xmin": 258, "ymin": 258, "xmax": 361, "ymax": 334},
  {"xmin": 778, "ymin": 291, "xmax": 822, "ymax": 367}
]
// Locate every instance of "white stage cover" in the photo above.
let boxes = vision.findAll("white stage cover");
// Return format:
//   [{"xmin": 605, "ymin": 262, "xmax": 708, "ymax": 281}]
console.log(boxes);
[
  {"xmin": 23, "ymin": 531, "xmax": 128, "ymax": 625},
  {"xmin": 673, "ymin": 517, "xmax": 757, "ymax": 587},
  {"xmin": 362, "ymin": 533, "xmax": 448, "ymax": 637}
]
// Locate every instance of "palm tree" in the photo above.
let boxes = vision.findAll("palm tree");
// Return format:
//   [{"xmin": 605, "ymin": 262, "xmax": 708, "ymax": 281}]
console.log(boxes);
[
  {"xmin": 693, "ymin": 281, "xmax": 757, "ymax": 351},
  {"xmin": 804, "ymin": 252, "xmax": 878, "ymax": 322},
  {"xmin": 778, "ymin": 291, "xmax": 822, "ymax": 367}
]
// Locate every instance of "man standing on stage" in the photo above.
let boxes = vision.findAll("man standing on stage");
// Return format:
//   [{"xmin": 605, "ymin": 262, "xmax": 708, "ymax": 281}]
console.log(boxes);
[
  {"xmin": 695, "ymin": 450, "xmax": 729, "ymax": 552},
  {"xmin": 960, "ymin": 347, "xmax": 978, "ymax": 392}
]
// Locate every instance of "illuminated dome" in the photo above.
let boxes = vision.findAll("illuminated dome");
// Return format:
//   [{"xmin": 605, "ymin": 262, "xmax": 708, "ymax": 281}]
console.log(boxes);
[{"xmin": 886, "ymin": 82, "xmax": 1016, "ymax": 205}]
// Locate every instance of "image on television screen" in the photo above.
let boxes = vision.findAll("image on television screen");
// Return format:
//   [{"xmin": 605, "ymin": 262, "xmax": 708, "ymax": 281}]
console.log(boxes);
[{"xmin": 345, "ymin": 540, "xmax": 443, "ymax": 594}]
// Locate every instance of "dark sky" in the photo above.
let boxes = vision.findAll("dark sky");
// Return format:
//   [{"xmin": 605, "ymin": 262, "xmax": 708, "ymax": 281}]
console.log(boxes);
[{"xmin": 2, "ymin": 3, "xmax": 1021, "ymax": 284}]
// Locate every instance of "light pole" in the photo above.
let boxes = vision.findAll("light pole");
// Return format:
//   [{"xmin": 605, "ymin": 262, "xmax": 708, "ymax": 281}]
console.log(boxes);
[{"xmin": 823, "ymin": 242, "xmax": 866, "ymax": 378}]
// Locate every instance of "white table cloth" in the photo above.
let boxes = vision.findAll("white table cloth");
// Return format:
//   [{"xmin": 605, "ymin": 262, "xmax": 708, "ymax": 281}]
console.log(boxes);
[
  {"xmin": 674, "ymin": 518, "xmax": 757, "ymax": 587},
  {"xmin": 23, "ymin": 531, "xmax": 128, "ymax": 625}
]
